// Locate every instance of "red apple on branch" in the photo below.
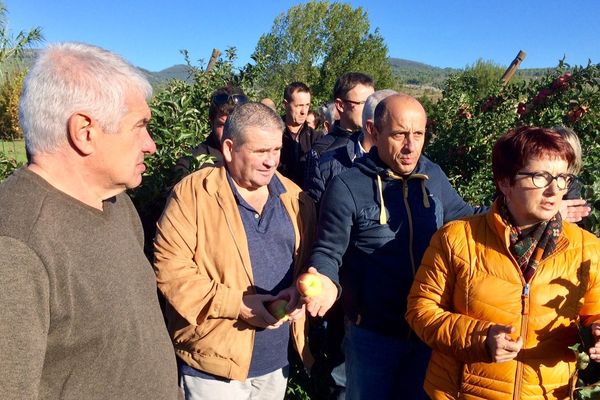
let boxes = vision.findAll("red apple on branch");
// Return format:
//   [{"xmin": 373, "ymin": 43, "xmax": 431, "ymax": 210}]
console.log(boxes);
[
  {"xmin": 267, "ymin": 299, "xmax": 289, "ymax": 321},
  {"xmin": 296, "ymin": 272, "xmax": 323, "ymax": 297}
]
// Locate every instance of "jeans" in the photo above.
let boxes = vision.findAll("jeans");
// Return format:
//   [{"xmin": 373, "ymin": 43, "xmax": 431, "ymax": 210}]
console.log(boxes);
[{"xmin": 344, "ymin": 324, "xmax": 430, "ymax": 400}]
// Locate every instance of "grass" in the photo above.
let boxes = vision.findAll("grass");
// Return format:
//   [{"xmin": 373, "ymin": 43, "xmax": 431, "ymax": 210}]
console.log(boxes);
[{"xmin": 0, "ymin": 139, "xmax": 26, "ymax": 163}]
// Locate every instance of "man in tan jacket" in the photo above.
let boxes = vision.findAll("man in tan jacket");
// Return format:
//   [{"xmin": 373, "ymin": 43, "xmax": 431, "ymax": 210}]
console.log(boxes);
[{"xmin": 154, "ymin": 102, "xmax": 316, "ymax": 400}]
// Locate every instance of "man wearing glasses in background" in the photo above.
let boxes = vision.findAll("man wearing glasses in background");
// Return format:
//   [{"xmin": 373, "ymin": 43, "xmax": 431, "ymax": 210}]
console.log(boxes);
[{"xmin": 310, "ymin": 72, "xmax": 374, "ymax": 157}]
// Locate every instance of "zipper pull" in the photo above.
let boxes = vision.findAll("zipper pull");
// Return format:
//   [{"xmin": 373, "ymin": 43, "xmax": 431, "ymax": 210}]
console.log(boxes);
[{"xmin": 522, "ymin": 283, "xmax": 530, "ymax": 315}]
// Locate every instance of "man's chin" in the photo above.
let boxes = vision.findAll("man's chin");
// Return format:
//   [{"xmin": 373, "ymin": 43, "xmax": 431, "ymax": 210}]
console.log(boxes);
[
  {"xmin": 394, "ymin": 163, "xmax": 417, "ymax": 176},
  {"xmin": 126, "ymin": 175, "xmax": 143, "ymax": 190}
]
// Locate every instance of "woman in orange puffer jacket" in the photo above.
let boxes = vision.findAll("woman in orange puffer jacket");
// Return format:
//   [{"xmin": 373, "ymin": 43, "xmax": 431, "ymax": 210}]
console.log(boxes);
[{"xmin": 406, "ymin": 126, "xmax": 600, "ymax": 400}]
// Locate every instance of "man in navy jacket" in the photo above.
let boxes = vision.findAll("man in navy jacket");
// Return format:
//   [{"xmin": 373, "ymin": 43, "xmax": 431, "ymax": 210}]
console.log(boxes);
[{"xmin": 304, "ymin": 94, "xmax": 483, "ymax": 399}]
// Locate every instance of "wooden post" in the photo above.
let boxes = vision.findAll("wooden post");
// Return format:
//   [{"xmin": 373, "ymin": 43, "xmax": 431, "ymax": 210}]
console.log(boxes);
[
  {"xmin": 205, "ymin": 48, "xmax": 221, "ymax": 73},
  {"xmin": 501, "ymin": 50, "xmax": 527, "ymax": 85}
]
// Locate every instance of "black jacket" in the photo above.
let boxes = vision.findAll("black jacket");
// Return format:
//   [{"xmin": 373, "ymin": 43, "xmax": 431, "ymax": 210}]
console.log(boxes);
[
  {"xmin": 310, "ymin": 121, "xmax": 361, "ymax": 156},
  {"xmin": 278, "ymin": 122, "xmax": 322, "ymax": 186}
]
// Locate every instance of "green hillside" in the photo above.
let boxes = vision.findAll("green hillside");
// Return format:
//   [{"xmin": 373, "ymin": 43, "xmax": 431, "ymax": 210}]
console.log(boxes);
[{"xmin": 10, "ymin": 50, "xmax": 562, "ymax": 94}]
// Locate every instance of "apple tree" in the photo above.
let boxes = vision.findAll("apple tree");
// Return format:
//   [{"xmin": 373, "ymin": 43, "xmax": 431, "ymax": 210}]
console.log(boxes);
[
  {"xmin": 128, "ymin": 48, "xmax": 260, "ymax": 256},
  {"xmin": 424, "ymin": 60, "xmax": 600, "ymax": 236}
]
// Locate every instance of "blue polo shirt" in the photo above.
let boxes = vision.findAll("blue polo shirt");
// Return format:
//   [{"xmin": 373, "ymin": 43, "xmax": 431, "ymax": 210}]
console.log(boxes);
[{"xmin": 230, "ymin": 173, "xmax": 295, "ymax": 377}]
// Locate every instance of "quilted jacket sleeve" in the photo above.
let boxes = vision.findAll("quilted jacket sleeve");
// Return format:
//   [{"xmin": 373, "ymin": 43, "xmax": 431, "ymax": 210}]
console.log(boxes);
[
  {"xmin": 406, "ymin": 226, "xmax": 493, "ymax": 363},
  {"xmin": 307, "ymin": 175, "xmax": 355, "ymax": 285},
  {"xmin": 304, "ymin": 150, "xmax": 326, "ymax": 205},
  {"xmin": 153, "ymin": 178, "xmax": 243, "ymax": 326},
  {"xmin": 578, "ymin": 229, "xmax": 600, "ymax": 326}
]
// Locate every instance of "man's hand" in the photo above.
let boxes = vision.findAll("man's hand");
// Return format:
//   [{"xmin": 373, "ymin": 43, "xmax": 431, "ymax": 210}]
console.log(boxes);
[
  {"xmin": 275, "ymin": 285, "xmax": 305, "ymax": 321},
  {"xmin": 588, "ymin": 323, "xmax": 600, "ymax": 362},
  {"xmin": 302, "ymin": 267, "xmax": 339, "ymax": 317},
  {"xmin": 239, "ymin": 293, "xmax": 284, "ymax": 329},
  {"xmin": 560, "ymin": 198, "xmax": 591, "ymax": 223},
  {"xmin": 486, "ymin": 324, "xmax": 523, "ymax": 363}
]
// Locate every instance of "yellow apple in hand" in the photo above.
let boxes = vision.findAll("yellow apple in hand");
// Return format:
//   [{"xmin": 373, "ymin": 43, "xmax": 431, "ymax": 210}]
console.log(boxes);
[
  {"xmin": 267, "ymin": 299, "xmax": 289, "ymax": 321},
  {"xmin": 296, "ymin": 272, "xmax": 323, "ymax": 297}
]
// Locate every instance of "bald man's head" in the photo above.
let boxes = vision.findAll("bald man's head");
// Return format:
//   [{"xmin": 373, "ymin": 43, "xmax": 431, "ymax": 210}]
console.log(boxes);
[
  {"xmin": 374, "ymin": 94, "xmax": 426, "ymax": 133},
  {"xmin": 372, "ymin": 94, "xmax": 427, "ymax": 176}
]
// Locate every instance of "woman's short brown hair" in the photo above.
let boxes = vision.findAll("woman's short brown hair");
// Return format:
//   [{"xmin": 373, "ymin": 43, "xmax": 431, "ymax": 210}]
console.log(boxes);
[{"xmin": 492, "ymin": 126, "xmax": 575, "ymax": 190}]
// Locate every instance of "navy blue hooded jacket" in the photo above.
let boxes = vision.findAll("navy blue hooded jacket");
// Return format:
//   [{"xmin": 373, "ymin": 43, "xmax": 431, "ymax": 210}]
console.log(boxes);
[{"xmin": 308, "ymin": 148, "xmax": 484, "ymax": 337}]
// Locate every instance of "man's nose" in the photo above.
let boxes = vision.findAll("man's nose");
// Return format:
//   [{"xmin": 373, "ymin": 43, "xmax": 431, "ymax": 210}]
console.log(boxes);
[
  {"xmin": 143, "ymin": 129, "xmax": 157, "ymax": 155},
  {"xmin": 403, "ymin": 133, "xmax": 416, "ymax": 153}
]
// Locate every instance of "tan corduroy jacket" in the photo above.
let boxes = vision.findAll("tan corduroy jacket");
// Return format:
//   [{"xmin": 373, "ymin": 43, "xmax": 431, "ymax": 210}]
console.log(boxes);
[{"xmin": 154, "ymin": 166, "xmax": 316, "ymax": 381}]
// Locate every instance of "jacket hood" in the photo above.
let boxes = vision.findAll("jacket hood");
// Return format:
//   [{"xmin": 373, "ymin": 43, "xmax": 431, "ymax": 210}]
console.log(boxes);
[{"xmin": 355, "ymin": 148, "xmax": 432, "ymax": 224}]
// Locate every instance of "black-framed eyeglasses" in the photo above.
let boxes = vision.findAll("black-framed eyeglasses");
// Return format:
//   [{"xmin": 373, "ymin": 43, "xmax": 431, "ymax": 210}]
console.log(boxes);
[
  {"xmin": 341, "ymin": 98, "xmax": 366, "ymax": 106},
  {"xmin": 211, "ymin": 94, "xmax": 248, "ymax": 107},
  {"xmin": 516, "ymin": 171, "xmax": 576, "ymax": 190}
]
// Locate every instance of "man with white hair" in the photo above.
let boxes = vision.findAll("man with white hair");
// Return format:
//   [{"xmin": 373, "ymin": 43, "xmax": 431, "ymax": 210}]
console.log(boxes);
[
  {"xmin": 320, "ymin": 102, "xmax": 339, "ymax": 134},
  {"xmin": 0, "ymin": 42, "xmax": 179, "ymax": 399}
]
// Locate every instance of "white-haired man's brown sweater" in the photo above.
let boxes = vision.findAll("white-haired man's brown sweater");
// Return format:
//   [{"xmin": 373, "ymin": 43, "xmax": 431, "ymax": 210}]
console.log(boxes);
[{"xmin": 0, "ymin": 168, "xmax": 179, "ymax": 400}]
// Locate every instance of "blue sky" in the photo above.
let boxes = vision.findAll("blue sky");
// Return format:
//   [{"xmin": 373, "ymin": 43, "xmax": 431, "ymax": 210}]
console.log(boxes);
[{"xmin": 5, "ymin": 0, "xmax": 600, "ymax": 72}]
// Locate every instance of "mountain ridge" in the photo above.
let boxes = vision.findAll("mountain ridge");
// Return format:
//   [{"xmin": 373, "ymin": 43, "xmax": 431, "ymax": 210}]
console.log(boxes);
[{"xmin": 11, "ymin": 49, "xmax": 552, "ymax": 90}]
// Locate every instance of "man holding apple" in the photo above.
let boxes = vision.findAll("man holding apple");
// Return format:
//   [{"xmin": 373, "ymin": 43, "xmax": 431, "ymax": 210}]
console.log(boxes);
[
  {"xmin": 303, "ymin": 94, "xmax": 485, "ymax": 399},
  {"xmin": 154, "ymin": 102, "xmax": 316, "ymax": 399}
]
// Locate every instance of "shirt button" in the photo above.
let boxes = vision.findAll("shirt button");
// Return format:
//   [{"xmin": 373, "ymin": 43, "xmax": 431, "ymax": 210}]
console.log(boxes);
[{"xmin": 254, "ymin": 213, "xmax": 259, "ymax": 219}]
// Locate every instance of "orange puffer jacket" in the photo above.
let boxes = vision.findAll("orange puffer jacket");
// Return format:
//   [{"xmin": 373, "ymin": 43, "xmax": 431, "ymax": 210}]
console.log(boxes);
[{"xmin": 406, "ymin": 201, "xmax": 600, "ymax": 400}]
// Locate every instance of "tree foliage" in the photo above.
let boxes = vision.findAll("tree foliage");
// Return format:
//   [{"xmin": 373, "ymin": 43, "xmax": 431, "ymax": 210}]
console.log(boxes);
[
  {"xmin": 251, "ymin": 0, "xmax": 397, "ymax": 105},
  {"xmin": 129, "ymin": 48, "xmax": 261, "ymax": 256},
  {"xmin": 425, "ymin": 60, "xmax": 600, "ymax": 235},
  {"xmin": 0, "ymin": 0, "xmax": 43, "ymax": 140},
  {"xmin": 0, "ymin": 70, "xmax": 24, "ymax": 139},
  {"xmin": 0, "ymin": 1, "xmax": 43, "ymax": 73},
  {"xmin": 461, "ymin": 59, "xmax": 508, "ymax": 100},
  {"xmin": 0, "ymin": 150, "xmax": 21, "ymax": 181}
]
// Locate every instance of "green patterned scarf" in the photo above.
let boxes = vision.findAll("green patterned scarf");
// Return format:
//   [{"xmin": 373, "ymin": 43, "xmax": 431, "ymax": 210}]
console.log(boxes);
[{"xmin": 499, "ymin": 199, "xmax": 562, "ymax": 283}]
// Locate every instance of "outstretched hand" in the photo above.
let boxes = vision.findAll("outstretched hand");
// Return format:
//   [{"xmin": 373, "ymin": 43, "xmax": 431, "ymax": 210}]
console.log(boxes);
[
  {"xmin": 486, "ymin": 324, "xmax": 523, "ymax": 363},
  {"xmin": 560, "ymin": 198, "xmax": 591, "ymax": 223},
  {"xmin": 303, "ymin": 267, "xmax": 339, "ymax": 317}
]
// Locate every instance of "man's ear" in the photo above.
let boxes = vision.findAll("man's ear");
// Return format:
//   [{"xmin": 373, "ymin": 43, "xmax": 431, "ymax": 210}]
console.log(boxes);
[
  {"xmin": 370, "ymin": 121, "xmax": 380, "ymax": 143},
  {"xmin": 222, "ymin": 138, "xmax": 234, "ymax": 163},
  {"xmin": 364, "ymin": 120, "xmax": 375, "ymax": 137},
  {"xmin": 334, "ymin": 98, "xmax": 344, "ymax": 115},
  {"xmin": 67, "ymin": 112, "xmax": 95, "ymax": 155}
]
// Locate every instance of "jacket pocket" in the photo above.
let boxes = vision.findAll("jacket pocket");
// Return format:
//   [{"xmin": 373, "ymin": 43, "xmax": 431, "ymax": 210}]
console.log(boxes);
[{"xmin": 356, "ymin": 205, "xmax": 395, "ymax": 241}]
